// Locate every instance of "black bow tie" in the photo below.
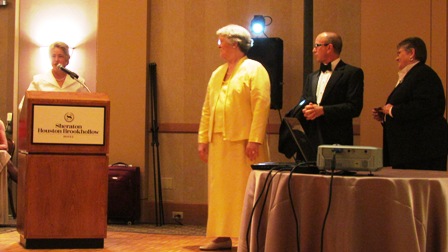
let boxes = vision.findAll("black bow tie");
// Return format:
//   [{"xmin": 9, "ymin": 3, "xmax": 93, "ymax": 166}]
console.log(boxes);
[{"xmin": 320, "ymin": 63, "xmax": 332, "ymax": 72}]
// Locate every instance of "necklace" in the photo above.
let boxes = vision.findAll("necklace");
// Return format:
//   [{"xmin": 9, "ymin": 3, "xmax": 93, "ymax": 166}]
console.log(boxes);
[
  {"xmin": 55, "ymin": 76, "xmax": 66, "ymax": 82},
  {"xmin": 52, "ymin": 69, "xmax": 66, "ymax": 82}
]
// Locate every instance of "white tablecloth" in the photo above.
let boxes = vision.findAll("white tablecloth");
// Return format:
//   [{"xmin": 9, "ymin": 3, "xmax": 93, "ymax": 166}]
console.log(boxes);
[
  {"xmin": 238, "ymin": 168, "xmax": 448, "ymax": 252},
  {"xmin": 0, "ymin": 150, "xmax": 11, "ymax": 224}
]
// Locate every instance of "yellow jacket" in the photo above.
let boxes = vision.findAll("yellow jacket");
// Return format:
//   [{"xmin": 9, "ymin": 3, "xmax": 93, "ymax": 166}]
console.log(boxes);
[{"xmin": 198, "ymin": 57, "xmax": 270, "ymax": 143}]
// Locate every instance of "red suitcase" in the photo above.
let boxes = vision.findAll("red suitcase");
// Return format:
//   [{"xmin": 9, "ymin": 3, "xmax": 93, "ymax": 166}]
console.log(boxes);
[{"xmin": 107, "ymin": 162, "xmax": 140, "ymax": 224}]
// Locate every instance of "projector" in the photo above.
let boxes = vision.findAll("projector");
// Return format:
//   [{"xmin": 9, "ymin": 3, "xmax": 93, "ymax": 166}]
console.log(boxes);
[{"xmin": 317, "ymin": 145, "xmax": 383, "ymax": 172}]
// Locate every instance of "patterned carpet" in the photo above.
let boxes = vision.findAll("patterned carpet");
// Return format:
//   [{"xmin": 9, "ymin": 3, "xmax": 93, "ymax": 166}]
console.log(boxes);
[
  {"xmin": 0, "ymin": 225, "xmax": 15, "ymax": 234},
  {"xmin": 107, "ymin": 223, "xmax": 206, "ymax": 236},
  {"xmin": 0, "ymin": 224, "xmax": 237, "ymax": 251},
  {"xmin": 0, "ymin": 223, "xmax": 206, "ymax": 236}
]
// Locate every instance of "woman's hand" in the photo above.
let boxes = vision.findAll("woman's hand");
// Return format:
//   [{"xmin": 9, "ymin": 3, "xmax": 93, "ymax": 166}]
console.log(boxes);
[
  {"xmin": 382, "ymin": 104, "xmax": 393, "ymax": 117},
  {"xmin": 198, "ymin": 143, "xmax": 209, "ymax": 163},
  {"xmin": 246, "ymin": 142, "xmax": 261, "ymax": 161},
  {"xmin": 372, "ymin": 107, "xmax": 384, "ymax": 122}
]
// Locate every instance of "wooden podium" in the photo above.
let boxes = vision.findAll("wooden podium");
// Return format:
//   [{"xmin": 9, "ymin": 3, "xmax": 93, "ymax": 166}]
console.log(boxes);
[{"xmin": 17, "ymin": 91, "xmax": 110, "ymax": 249}]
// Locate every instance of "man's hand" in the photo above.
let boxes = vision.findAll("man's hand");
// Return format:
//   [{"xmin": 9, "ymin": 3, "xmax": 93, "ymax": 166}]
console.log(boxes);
[{"xmin": 302, "ymin": 103, "xmax": 324, "ymax": 120}]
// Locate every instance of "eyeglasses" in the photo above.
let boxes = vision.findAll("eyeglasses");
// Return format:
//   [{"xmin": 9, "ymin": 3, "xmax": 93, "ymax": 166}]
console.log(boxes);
[
  {"xmin": 218, "ymin": 38, "xmax": 232, "ymax": 46},
  {"xmin": 314, "ymin": 43, "xmax": 329, "ymax": 48}
]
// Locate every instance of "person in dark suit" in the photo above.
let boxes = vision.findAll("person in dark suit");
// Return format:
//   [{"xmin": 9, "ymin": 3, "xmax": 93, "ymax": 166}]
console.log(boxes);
[
  {"xmin": 280, "ymin": 32, "xmax": 363, "ymax": 157},
  {"xmin": 373, "ymin": 37, "xmax": 448, "ymax": 170}
]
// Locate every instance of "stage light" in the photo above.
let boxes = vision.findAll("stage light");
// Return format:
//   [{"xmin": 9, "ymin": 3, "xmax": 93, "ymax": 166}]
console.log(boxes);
[
  {"xmin": 251, "ymin": 15, "xmax": 265, "ymax": 34},
  {"xmin": 250, "ymin": 15, "xmax": 273, "ymax": 36}
]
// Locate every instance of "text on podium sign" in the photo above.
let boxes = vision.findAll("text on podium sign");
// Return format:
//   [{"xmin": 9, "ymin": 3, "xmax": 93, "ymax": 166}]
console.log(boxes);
[{"xmin": 32, "ymin": 105, "xmax": 106, "ymax": 145}]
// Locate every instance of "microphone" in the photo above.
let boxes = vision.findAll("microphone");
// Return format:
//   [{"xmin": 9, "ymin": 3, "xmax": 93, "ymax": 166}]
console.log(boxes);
[
  {"xmin": 57, "ymin": 64, "xmax": 79, "ymax": 79},
  {"xmin": 56, "ymin": 63, "xmax": 91, "ymax": 93}
]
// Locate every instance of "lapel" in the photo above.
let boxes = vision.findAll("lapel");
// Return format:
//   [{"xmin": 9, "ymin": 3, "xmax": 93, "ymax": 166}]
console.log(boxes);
[
  {"xmin": 386, "ymin": 62, "xmax": 422, "ymax": 103},
  {"xmin": 386, "ymin": 84, "xmax": 401, "ymax": 103},
  {"xmin": 311, "ymin": 72, "xmax": 319, "ymax": 101},
  {"xmin": 210, "ymin": 57, "xmax": 247, "ymax": 111},
  {"xmin": 321, "ymin": 60, "xmax": 345, "ymax": 103}
]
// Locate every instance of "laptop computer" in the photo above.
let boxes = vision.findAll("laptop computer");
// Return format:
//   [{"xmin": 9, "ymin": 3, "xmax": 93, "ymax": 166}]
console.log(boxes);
[
  {"xmin": 251, "ymin": 117, "xmax": 318, "ymax": 174},
  {"xmin": 282, "ymin": 117, "xmax": 317, "ymax": 163}
]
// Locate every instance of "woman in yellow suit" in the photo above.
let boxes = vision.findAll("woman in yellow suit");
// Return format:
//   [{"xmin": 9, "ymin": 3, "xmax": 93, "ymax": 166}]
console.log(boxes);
[{"xmin": 198, "ymin": 24, "xmax": 271, "ymax": 250}]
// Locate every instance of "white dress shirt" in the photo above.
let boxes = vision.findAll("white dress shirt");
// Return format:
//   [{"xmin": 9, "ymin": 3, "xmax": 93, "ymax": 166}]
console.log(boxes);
[{"xmin": 316, "ymin": 58, "xmax": 340, "ymax": 105}]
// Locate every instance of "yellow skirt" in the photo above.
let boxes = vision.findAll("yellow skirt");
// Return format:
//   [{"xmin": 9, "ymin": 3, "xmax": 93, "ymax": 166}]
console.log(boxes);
[{"xmin": 206, "ymin": 133, "xmax": 269, "ymax": 237}]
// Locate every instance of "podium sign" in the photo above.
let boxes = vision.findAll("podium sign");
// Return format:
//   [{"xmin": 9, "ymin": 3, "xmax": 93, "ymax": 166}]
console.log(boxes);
[
  {"xmin": 33, "ymin": 105, "xmax": 106, "ymax": 145},
  {"xmin": 19, "ymin": 91, "xmax": 110, "ymax": 154}
]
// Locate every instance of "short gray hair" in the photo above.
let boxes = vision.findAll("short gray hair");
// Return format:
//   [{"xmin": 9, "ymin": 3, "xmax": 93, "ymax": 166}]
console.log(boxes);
[
  {"xmin": 398, "ymin": 37, "xmax": 427, "ymax": 64},
  {"xmin": 216, "ymin": 24, "xmax": 252, "ymax": 54},
  {"xmin": 49, "ymin": 41, "xmax": 71, "ymax": 60}
]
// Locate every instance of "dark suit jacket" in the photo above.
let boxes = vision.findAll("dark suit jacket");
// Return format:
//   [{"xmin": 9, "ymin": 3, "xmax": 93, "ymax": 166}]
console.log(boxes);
[
  {"xmin": 383, "ymin": 62, "xmax": 448, "ymax": 167},
  {"xmin": 278, "ymin": 60, "xmax": 364, "ymax": 158}
]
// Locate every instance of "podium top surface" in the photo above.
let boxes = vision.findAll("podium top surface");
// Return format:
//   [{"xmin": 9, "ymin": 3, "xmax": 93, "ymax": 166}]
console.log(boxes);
[{"xmin": 25, "ymin": 91, "xmax": 110, "ymax": 105}]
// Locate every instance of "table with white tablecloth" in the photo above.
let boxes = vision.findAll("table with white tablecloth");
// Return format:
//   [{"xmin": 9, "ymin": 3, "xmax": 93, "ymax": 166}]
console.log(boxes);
[
  {"xmin": 238, "ymin": 168, "xmax": 448, "ymax": 252},
  {"xmin": 0, "ymin": 150, "xmax": 12, "ymax": 224}
]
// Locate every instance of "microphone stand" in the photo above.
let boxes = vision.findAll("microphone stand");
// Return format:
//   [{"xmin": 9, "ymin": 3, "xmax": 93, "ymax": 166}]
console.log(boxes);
[
  {"xmin": 57, "ymin": 64, "xmax": 91, "ymax": 93},
  {"xmin": 73, "ymin": 77, "xmax": 92, "ymax": 93}
]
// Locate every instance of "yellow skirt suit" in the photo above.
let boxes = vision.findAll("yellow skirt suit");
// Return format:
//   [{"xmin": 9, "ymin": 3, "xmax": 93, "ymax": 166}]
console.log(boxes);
[{"xmin": 198, "ymin": 56, "xmax": 271, "ymax": 237}]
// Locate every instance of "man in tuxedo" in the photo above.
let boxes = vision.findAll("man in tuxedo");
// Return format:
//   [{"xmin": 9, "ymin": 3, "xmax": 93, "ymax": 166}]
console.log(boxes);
[{"xmin": 280, "ymin": 32, "xmax": 364, "ymax": 157}]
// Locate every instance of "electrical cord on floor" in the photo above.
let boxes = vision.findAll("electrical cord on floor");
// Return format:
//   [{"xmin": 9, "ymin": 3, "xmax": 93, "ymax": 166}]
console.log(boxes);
[{"xmin": 320, "ymin": 150, "xmax": 339, "ymax": 252}]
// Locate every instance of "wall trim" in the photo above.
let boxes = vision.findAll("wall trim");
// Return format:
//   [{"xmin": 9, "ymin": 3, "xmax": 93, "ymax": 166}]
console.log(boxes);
[
  {"xmin": 159, "ymin": 123, "xmax": 360, "ymax": 135},
  {"xmin": 140, "ymin": 200, "xmax": 207, "ymax": 226}
]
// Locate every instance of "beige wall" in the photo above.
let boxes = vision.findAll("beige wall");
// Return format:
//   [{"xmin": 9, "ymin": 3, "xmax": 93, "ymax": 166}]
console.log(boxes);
[
  {"xmin": 97, "ymin": 1, "xmax": 149, "ymax": 219},
  {"xmin": 2, "ymin": 0, "xmax": 446, "ymax": 224},
  {"xmin": 0, "ymin": 0, "xmax": 16, "ymax": 122}
]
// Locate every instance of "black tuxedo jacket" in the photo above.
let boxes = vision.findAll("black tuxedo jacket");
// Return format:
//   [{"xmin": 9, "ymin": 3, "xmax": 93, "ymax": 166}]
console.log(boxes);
[
  {"xmin": 279, "ymin": 60, "xmax": 364, "ymax": 158},
  {"xmin": 383, "ymin": 62, "xmax": 448, "ymax": 167}
]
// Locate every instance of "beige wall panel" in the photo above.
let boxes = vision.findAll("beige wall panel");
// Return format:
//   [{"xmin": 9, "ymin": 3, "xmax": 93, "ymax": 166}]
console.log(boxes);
[
  {"xmin": 97, "ymin": 1, "xmax": 147, "ymax": 196},
  {"xmin": 0, "ymin": 0, "xmax": 16, "ymax": 122},
  {"xmin": 314, "ymin": 0, "xmax": 361, "ymax": 68},
  {"xmin": 430, "ymin": 0, "xmax": 447, "ymax": 100},
  {"xmin": 157, "ymin": 134, "xmax": 207, "ymax": 204}
]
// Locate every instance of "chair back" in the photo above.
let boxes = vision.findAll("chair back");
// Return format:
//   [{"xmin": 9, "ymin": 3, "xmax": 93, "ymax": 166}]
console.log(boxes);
[
  {"xmin": 7, "ymin": 138, "xmax": 15, "ymax": 157},
  {"xmin": 6, "ymin": 138, "xmax": 18, "ymax": 182}
]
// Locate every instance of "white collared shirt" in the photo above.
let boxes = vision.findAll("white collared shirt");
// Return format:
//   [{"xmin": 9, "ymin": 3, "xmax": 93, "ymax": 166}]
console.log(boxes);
[
  {"xmin": 396, "ymin": 61, "xmax": 419, "ymax": 87},
  {"xmin": 316, "ymin": 58, "xmax": 341, "ymax": 105}
]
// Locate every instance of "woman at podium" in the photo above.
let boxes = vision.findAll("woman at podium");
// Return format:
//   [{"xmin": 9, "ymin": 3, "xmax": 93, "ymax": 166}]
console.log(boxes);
[
  {"xmin": 19, "ymin": 41, "xmax": 86, "ymax": 110},
  {"xmin": 27, "ymin": 41, "xmax": 86, "ymax": 92}
]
